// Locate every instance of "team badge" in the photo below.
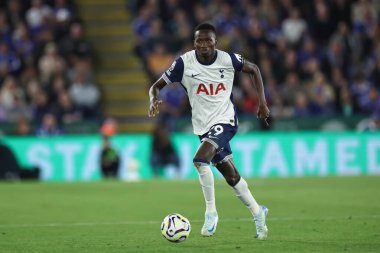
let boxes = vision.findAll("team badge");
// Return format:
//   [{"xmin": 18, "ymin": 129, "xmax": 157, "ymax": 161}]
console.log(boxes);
[{"xmin": 219, "ymin": 69, "xmax": 224, "ymax": 78}]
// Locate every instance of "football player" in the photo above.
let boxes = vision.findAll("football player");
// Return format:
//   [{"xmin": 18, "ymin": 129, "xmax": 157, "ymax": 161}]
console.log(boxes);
[{"xmin": 148, "ymin": 22, "xmax": 270, "ymax": 240}]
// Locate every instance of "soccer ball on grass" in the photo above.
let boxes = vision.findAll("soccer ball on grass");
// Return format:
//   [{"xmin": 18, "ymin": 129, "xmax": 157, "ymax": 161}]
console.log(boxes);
[{"xmin": 161, "ymin": 213, "xmax": 191, "ymax": 243}]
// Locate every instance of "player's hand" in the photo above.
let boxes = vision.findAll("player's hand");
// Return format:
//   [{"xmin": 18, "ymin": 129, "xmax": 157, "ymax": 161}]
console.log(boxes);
[
  {"xmin": 148, "ymin": 99, "xmax": 163, "ymax": 117},
  {"xmin": 257, "ymin": 104, "xmax": 270, "ymax": 126}
]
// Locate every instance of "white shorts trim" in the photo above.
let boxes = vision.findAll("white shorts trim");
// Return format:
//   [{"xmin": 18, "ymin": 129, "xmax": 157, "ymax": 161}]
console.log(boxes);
[
  {"xmin": 201, "ymin": 138, "xmax": 219, "ymax": 149},
  {"xmin": 214, "ymin": 154, "xmax": 233, "ymax": 166}
]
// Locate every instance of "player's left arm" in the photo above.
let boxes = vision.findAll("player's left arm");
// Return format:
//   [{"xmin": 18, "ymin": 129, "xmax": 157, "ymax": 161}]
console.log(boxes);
[{"xmin": 241, "ymin": 60, "xmax": 270, "ymax": 125}]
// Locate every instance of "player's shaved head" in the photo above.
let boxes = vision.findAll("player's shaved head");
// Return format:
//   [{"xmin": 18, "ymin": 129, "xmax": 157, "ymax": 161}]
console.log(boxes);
[{"xmin": 194, "ymin": 22, "xmax": 216, "ymax": 37}]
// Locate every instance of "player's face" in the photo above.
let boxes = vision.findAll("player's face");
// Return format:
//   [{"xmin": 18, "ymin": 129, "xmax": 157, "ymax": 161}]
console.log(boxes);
[{"xmin": 194, "ymin": 30, "xmax": 216, "ymax": 58}]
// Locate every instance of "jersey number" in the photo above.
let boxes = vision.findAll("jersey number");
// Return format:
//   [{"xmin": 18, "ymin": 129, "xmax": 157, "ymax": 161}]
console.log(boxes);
[{"xmin": 208, "ymin": 125, "xmax": 224, "ymax": 137}]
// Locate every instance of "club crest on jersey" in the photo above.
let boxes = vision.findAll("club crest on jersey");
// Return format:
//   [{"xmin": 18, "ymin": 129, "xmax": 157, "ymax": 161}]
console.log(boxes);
[
  {"xmin": 196, "ymin": 83, "xmax": 226, "ymax": 95},
  {"xmin": 219, "ymin": 69, "xmax": 224, "ymax": 78}
]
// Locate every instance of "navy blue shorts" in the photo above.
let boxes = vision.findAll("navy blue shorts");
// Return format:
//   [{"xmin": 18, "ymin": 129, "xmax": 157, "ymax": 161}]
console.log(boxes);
[{"xmin": 198, "ymin": 123, "xmax": 238, "ymax": 165}]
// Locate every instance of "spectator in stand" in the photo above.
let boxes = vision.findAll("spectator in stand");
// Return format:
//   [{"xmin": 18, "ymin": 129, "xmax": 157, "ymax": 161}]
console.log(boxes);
[
  {"xmin": 193, "ymin": 3, "xmax": 210, "ymax": 24},
  {"xmin": 359, "ymin": 86, "xmax": 380, "ymax": 113},
  {"xmin": 359, "ymin": 110, "xmax": 380, "ymax": 131},
  {"xmin": 331, "ymin": 67, "xmax": 353, "ymax": 116},
  {"xmin": 12, "ymin": 21, "xmax": 35, "ymax": 65},
  {"xmin": 0, "ymin": 75, "xmax": 29, "ymax": 121},
  {"xmin": 132, "ymin": 5, "xmax": 154, "ymax": 59},
  {"xmin": 310, "ymin": 1, "xmax": 336, "ymax": 48},
  {"xmin": 5, "ymin": 0, "xmax": 25, "ymax": 31},
  {"xmin": 59, "ymin": 21, "xmax": 93, "ymax": 66},
  {"xmin": 25, "ymin": 78, "xmax": 40, "ymax": 105},
  {"xmin": 281, "ymin": 7, "xmax": 307, "ymax": 47},
  {"xmin": 52, "ymin": 0, "xmax": 75, "ymax": 40},
  {"xmin": 147, "ymin": 43, "xmax": 174, "ymax": 81},
  {"xmin": 264, "ymin": 78, "xmax": 283, "ymax": 119},
  {"xmin": 66, "ymin": 59, "xmax": 94, "ymax": 84},
  {"xmin": 297, "ymin": 38, "xmax": 322, "ymax": 67},
  {"xmin": 0, "ymin": 10, "xmax": 12, "ymax": 47},
  {"xmin": 306, "ymin": 72, "xmax": 336, "ymax": 115},
  {"xmin": 271, "ymin": 36, "xmax": 290, "ymax": 82},
  {"xmin": 31, "ymin": 88, "xmax": 50, "ymax": 124},
  {"xmin": 0, "ymin": 75, "xmax": 21, "ymax": 109},
  {"xmin": 240, "ymin": 74, "xmax": 259, "ymax": 114},
  {"xmin": 158, "ymin": 0, "xmax": 190, "ymax": 25},
  {"xmin": 144, "ymin": 19, "xmax": 168, "ymax": 58},
  {"xmin": 370, "ymin": 57, "xmax": 380, "ymax": 91},
  {"xmin": 331, "ymin": 0, "xmax": 352, "ymax": 26},
  {"xmin": 352, "ymin": 0, "xmax": 378, "ymax": 37},
  {"xmin": 20, "ymin": 64, "xmax": 38, "ymax": 87},
  {"xmin": 38, "ymin": 42, "xmax": 65, "ymax": 83},
  {"xmin": 366, "ymin": 111, "xmax": 380, "ymax": 131},
  {"xmin": 258, "ymin": 56, "xmax": 274, "ymax": 82},
  {"xmin": 293, "ymin": 92, "xmax": 311, "ymax": 117},
  {"xmin": 284, "ymin": 48, "xmax": 300, "ymax": 76},
  {"xmin": 300, "ymin": 57, "xmax": 321, "ymax": 81},
  {"xmin": 14, "ymin": 116, "xmax": 31, "ymax": 135},
  {"xmin": 0, "ymin": 40, "xmax": 22, "ymax": 77},
  {"xmin": 246, "ymin": 21, "xmax": 268, "ymax": 61},
  {"xmin": 280, "ymin": 72, "xmax": 304, "ymax": 113},
  {"xmin": 351, "ymin": 1, "xmax": 374, "ymax": 70},
  {"xmin": 214, "ymin": 2, "xmax": 240, "ymax": 36},
  {"xmin": 167, "ymin": 9, "xmax": 192, "ymax": 52},
  {"xmin": 339, "ymin": 86, "xmax": 354, "ymax": 117},
  {"xmin": 328, "ymin": 22, "xmax": 352, "ymax": 77},
  {"xmin": 227, "ymin": 26, "xmax": 246, "ymax": 53},
  {"xmin": 266, "ymin": 10, "xmax": 282, "ymax": 41},
  {"xmin": 56, "ymin": 90, "xmax": 81, "ymax": 124},
  {"xmin": 350, "ymin": 71, "xmax": 372, "ymax": 112},
  {"xmin": 257, "ymin": 0, "xmax": 280, "ymax": 26},
  {"xmin": 36, "ymin": 112, "xmax": 62, "ymax": 136},
  {"xmin": 69, "ymin": 69, "xmax": 99, "ymax": 119},
  {"xmin": 0, "ymin": 98, "xmax": 6, "ymax": 121},
  {"xmin": 47, "ymin": 74, "xmax": 67, "ymax": 103},
  {"xmin": 25, "ymin": 0, "xmax": 53, "ymax": 38}
]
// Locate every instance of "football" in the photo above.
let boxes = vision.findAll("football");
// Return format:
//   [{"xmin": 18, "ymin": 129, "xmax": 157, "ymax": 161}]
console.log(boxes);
[{"xmin": 161, "ymin": 213, "xmax": 191, "ymax": 243}]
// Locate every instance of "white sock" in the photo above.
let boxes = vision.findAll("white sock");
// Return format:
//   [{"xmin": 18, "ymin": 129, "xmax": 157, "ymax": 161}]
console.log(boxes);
[
  {"xmin": 233, "ymin": 177, "xmax": 260, "ymax": 216},
  {"xmin": 195, "ymin": 164, "xmax": 216, "ymax": 213}
]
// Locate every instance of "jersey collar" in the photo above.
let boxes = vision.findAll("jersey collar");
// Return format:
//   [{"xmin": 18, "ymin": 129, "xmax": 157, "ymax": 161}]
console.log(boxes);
[{"xmin": 195, "ymin": 50, "xmax": 218, "ymax": 66}]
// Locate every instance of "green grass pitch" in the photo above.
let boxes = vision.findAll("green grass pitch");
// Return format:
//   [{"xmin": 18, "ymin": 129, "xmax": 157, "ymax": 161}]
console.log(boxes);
[{"xmin": 0, "ymin": 176, "xmax": 379, "ymax": 253}]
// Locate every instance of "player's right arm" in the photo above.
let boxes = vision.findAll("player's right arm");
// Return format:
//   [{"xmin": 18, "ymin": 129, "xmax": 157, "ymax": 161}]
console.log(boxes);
[
  {"xmin": 148, "ymin": 78, "xmax": 166, "ymax": 117},
  {"xmin": 242, "ymin": 60, "xmax": 270, "ymax": 126},
  {"xmin": 148, "ymin": 57, "xmax": 185, "ymax": 117},
  {"xmin": 229, "ymin": 53, "xmax": 270, "ymax": 126}
]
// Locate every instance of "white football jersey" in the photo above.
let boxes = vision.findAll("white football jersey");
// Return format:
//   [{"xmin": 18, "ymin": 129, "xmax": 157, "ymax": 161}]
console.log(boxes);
[{"xmin": 162, "ymin": 49, "xmax": 244, "ymax": 135}]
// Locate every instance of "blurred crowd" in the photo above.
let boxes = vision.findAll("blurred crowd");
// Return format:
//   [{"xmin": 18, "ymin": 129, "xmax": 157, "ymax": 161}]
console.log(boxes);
[
  {"xmin": 131, "ymin": 0, "xmax": 380, "ymax": 129},
  {"xmin": 0, "ymin": 0, "xmax": 99, "ymax": 136}
]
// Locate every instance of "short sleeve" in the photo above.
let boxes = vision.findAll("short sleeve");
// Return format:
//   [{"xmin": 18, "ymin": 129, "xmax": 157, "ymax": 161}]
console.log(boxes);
[
  {"xmin": 162, "ymin": 57, "xmax": 184, "ymax": 84},
  {"xmin": 229, "ymin": 53, "xmax": 244, "ymax": 72}
]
